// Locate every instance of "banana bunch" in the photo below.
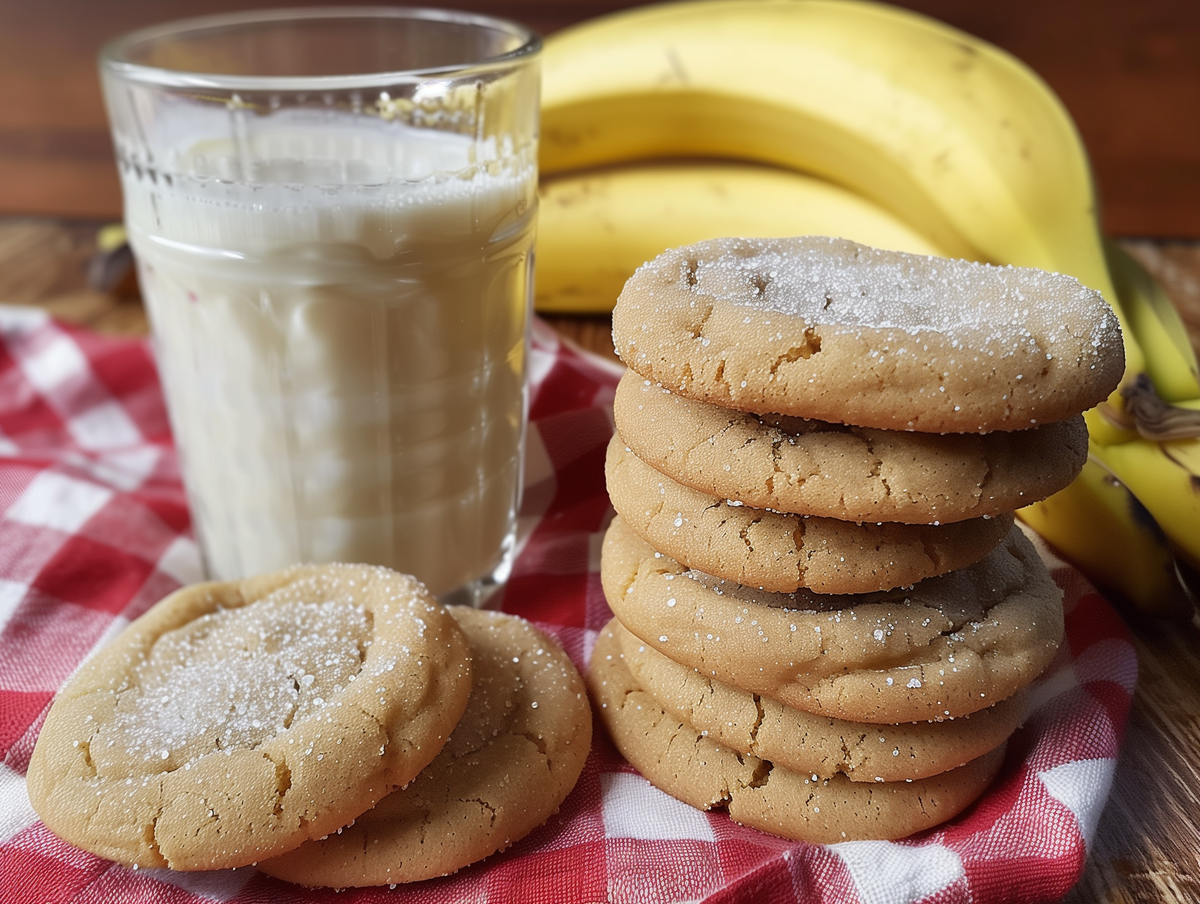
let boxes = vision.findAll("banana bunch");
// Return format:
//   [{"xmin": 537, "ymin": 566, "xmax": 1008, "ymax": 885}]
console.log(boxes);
[
  {"xmin": 537, "ymin": 163, "xmax": 946, "ymax": 313},
  {"xmin": 1021, "ymin": 243, "xmax": 1200, "ymax": 617},
  {"xmin": 537, "ymin": 0, "xmax": 1200, "ymax": 616}
]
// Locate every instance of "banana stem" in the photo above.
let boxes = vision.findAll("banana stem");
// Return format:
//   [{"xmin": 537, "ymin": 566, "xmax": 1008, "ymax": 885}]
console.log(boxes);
[{"xmin": 1101, "ymin": 374, "xmax": 1200, "ymax": 441}]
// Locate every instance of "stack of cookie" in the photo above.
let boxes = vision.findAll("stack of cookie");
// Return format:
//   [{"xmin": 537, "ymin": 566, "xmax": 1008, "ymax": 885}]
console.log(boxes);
[
  {"xmin": 589, "ymin": 236, "xmax": 1124, "ymax": 843},
  {"xmin": 27, "ymin": 564, "xmax": 591, "ymax": 886}
]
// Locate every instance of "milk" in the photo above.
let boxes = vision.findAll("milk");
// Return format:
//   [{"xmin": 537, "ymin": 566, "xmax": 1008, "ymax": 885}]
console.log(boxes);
[{"xmin": 123, "ymin": 113, "xmax": 536, "ymax": 595}]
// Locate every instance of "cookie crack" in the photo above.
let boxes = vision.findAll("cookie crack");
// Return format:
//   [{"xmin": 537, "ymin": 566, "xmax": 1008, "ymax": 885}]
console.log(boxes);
[
  {"xmin": 616, "ymin": 561, "xmax": 640, "ymax": 602},
  {"xmin": 680, "ymin": 423, "xmax": 735, "ymax": 474},
  {"xmin": 145, "ymin": 777, "xmax": 169, "ymax": 867},
  {"xmin": 351, "ymin": 702, "xmax": 396, "ymax": 769},
  {"xmin": 263, "ymin": 750, "xmax": 292, "ymax": 817},
  {"xmin": 355, "ymin": 702, "xmax": 388, "ymax": 735},
  {"xmin": 145, "ymin": 808, "xmax": 165, "ymax": 863},
  {"xmin": 977, "ymin": 454, "xmax": 996, "ymax": 498},
  {"xmin": 353, "ymin": 614, "xmax": 372, "ymax": 670},
  {"xmin": 918, "ymin": 530, "xmax": 944, "ymax": 570},
  {"xmin": 632, "ymin": 478, "xmax": 668, "ymax": 522},
  {"xmin": 687, "ymin": 299, "xmax": 715, "ymax": 341},
  {"xmin": 838, "ymin": 734, "xmax": 851, "ymax": 771},
  {"xmin": 745, "ymin": 758, "xmax": 772, "ymax": 790},
  {"xmin": 696, "ymin": 674, "xmax": 717, "ymax": 716},
  {"xmin": 77, "ymin": 738, "xmax": 97, "ymax": 777},
  {"xmin": 835, "ymin": 731, "xmax": 869, "ymax": 775},
  {"xmin": 731, "ymin": 427, "xmax": 753, "ymax": 452},
  {"xmin": 863, "ymin": 436, "xmax": 891, "ymax": 501},
  {"xmin": 416, "ymin": 804, "xmax": 433, "ymax": 846},
  {"xmin": 618, "ymin": 684, "xmax": 638, "ymax": 710},
  {"xmin": 713, "ymin": 359, "xmax": 731, "ymax": 397},
  {"xmin": 518, "ymin": 730, "xmax": 549, "ymax": 758},
  {"xmin": 748, "ymin": 694, "xmax": 765, "ymax": 747},
  {"xmin": 766, "ymin": 436, "xmax": 784, "ymax": 495},
  {"xmin": 737, "ymin": 519, "xmax": 761, "ymax": 554},
  {"xmin": 792, "ymin": 522, "xmax": 808, "ymax": 586},
  {"xmin": 680, "ymin": 362, "xmax": 695, "ymax": 390},
  {"xmin": 77, "ymin": 778, "xmax": 105, "ymax": 834},
  {"xmin": 664, "ymin": 723, "xmax": 733, "ymax": 808},
  {"xmin": 768, "ymin": 328, "xmax": 822, "ymax": 376},
  {"xmin": 462, "ymin": 797, "xmax": 498, "ymax": 829}
]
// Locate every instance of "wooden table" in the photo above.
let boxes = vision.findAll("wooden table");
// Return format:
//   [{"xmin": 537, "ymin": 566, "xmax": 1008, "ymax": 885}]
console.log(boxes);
[{"xmin": 3, "ymin": 219, "xmax": 1199, "ymax": 903}]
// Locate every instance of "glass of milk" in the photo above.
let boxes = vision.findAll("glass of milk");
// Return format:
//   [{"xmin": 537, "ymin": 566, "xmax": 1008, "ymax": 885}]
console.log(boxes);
[{"xmin": 99, "ymin": 9, "xmax": 540, "ymax": 603}]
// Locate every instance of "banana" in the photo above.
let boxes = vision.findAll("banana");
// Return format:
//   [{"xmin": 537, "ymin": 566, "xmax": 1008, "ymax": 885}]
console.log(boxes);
[
  {"xmin": 1092, "ymin": 432, "xmax": 1200, "ymax": 575},
  {"xmin": 1027, "ymin": 259, "xmax": 1200, "ymax": 612},
  {"xmin": 1104, "ymin": 240, "xmax": 1200, "ymax": 402},
  {"xmin": 535, "ymin": 162, "xmax": 947, "ymax": 314},
  {"xmin": 541, "ymin": 0, "xmax": 1147, "ymax": 401},
  {"xmin": 1083, "ymin": 247, "xmax": 1200, "ymax": 579},
  {"xmin": 1069, "ymin": 250, "xmax": 1200, "ymax": 607},
  {"xmin": 1018, "ymin": 456, "xmax": 1195, "ymax": 618}
]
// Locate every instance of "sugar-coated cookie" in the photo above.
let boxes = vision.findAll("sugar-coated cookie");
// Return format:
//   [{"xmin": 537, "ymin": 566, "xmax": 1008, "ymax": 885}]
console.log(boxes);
[
  {"xmin": 615, "ymin": 620, "xmax": 1026, "ymax": 782},
  {"xmin": 612, "ymin": 237, "xmax": 1123, "ymax": 433},
  {"xmin": 601, "ymin": 516, "xmax": 1063, "ymax": 722},
  {"xmin": 587, "ymin": 623, "xmax": 1005, "ymax": 844},
  {"xmin": 260, "ymin": 607, "xmax": 591, "ymax": 887},
  {"xmin": 27, "ymin": 565, "xmax": 473, "ymax": 871},
  {"xmin": 613, "ymin": 370, "xmax": 1088, "ymax": 523},
  {"xmin": 606, "ymin": 433, "xmax": 1013, "ymax": 593}
]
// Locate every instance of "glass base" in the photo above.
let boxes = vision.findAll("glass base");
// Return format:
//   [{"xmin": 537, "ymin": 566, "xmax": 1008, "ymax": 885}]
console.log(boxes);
[{"xmin": 436, "ymin": 522, "xmax": 518, "ymax": 609}]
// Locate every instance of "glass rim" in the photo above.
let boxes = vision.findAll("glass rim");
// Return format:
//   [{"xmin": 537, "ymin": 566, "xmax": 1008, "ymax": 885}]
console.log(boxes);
[{"xmin": 99, "ymin": 5, "xmax": 541, "ymax": 91}]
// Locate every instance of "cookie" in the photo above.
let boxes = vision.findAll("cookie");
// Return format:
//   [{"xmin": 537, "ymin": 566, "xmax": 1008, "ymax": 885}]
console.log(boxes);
[
  {"xmin": 588, "ymin": 622, "xmax": 1005, "ymax": 843},
  {"xmin": 606, "ymin": 432, "xmax": 1014, "ymax": 593},
  {"xmin": 601, "ymin": 516, "xmax": 1062, "ymax": 722},
  {"xmin": 615, "ymin": 620, "xmax": 1026, "ymax": 782},
  {"xmin": 612, "ymin": 236, "xmax": 1123, "ymax": 433},
  {"xmin": 260, "ymin": 607, "xmax": 591, "ymax": 887},
  {"xmin": 27, "ymin": 564, "xmax": 473, "ymax": 871},
  {"xmin": 613, "ymin": 369, "xmax": 1088, "ymax": 523}
]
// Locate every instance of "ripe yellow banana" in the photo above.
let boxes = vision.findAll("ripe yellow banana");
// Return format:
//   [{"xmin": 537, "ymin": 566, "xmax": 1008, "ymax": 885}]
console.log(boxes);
[
  {"xmin": 1082, "ymin": 248, "xmax": 1200, "ymax": 582},
  {"xmin": 1091, "ymin": 431, "xmax": 1200, "ymax": 575},
  {"xmin": 1063, "ymin": 249, "xmax": 1200, "ymax": 608},
  {"xmin": 1104, "ymin": 241, "xmax": 1200, "ymax": 402},
  {"xmin": 1018, "ymin": 456, "xmax": 1194, "ymax": 618},
  {"xmin": 535, "ymin": 162, "xmax": 946, "ymax": 314},
  {"xmin": 541, "ymin": 0, "xmax": 1146, "ymax": 400},
  {"xmin": 1009, "ymin": 249, "xmax": 1200, "ymax": 613}
]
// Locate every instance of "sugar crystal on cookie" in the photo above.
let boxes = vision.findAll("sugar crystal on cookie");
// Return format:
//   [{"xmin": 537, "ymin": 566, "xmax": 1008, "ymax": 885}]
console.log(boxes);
[{"xmin": 111, "ymin": 599, "xmax": 370, "ymax": 769}]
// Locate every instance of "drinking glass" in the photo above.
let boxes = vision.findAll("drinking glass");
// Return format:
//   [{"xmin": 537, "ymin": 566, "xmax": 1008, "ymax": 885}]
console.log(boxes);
[{"xmin": 99, "ymin": 8, "xmax": 541, "ymax": 603}]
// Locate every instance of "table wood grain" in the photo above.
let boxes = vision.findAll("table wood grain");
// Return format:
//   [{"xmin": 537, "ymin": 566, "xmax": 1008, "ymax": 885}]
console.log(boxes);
[{"xmin": 2, "ymin": 219, "xmax": 1199, "ymax": 904}]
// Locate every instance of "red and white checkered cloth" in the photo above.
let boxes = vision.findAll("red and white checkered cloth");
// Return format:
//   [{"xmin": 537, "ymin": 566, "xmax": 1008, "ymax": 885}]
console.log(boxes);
[{"xmin": 0, "ymin": 307, "xmax": 1135, "ymax": 904}]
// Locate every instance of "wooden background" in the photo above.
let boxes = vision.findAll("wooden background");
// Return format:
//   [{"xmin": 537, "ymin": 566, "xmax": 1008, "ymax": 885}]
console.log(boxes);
[{"xmin": 2, "ymin": 0, "xmax": 1200, "ymax": 237}]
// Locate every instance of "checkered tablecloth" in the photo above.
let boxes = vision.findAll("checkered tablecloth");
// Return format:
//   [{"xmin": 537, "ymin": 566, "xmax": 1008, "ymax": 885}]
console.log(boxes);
[{"xmin": 0, "ymin": 307, "xmax": 1135, "ymax": 904}]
